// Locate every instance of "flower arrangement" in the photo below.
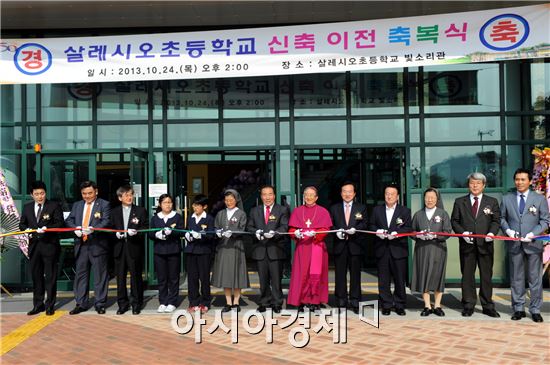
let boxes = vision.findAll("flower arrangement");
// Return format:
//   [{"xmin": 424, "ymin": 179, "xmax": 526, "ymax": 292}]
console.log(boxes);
[{"xmin": 531, "ymin": 147, "xmax": 550, "ymax": 198}]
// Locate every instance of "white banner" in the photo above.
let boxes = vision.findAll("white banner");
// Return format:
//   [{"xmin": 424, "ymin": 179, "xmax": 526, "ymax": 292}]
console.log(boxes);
[{"xmin": 1, "ymin": 4, "xmax": 548, "ymax": 84}]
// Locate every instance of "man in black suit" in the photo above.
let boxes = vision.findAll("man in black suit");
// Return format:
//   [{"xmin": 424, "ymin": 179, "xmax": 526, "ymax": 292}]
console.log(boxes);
[
  {"xmin": 247, "ymin": 185, "xmax": 289, "ymax": 313},
  {"xmin": 110, "ymin": 185, "xmax": 148, "ymax": 315},
  {"xmin": 451, "ymin": 172, "xmax": 501, "ymax": 318},
  {"xmin": 65, "ymin": 180, "xmax": 111, "ymax": 315},
  {"xmin": 369, "ymin": 184, "xmax": 412, "ymax": 316},
  {"xmin": 329, "ymin": 181, "xmax": 368, "ymax": 314},
  {"xmin": 20, "ymin": 181, "xmax": 64, "ymax": 316}
]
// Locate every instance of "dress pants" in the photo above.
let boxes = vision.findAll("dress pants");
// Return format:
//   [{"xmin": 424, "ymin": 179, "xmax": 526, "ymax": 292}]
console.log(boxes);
[
  {"xmin": 30, "ymin": 244, "xmax": 59, "ymax": 310},
  {"xmin": 115, "ymin": 242, "xmax": 144, "ymax": 309},
  {"xmin": 459, "ymin": 248, "xmax": 494, "ymax": 310},
  {"xmin": 257, "ymin": 256, "xmax": 284, "ymax": 307},
  {"xmin": 186, "ymin": 253, "xmax": 212, "ymax": 307},
  {"xmin": 334, "ymin": 249, "xmax": 362, "ymax": 307},
  {"xmin": 377, "ymin": 250, "xmax": 407, "ymax": 310},
  {"xmin": 74, "ymin": 245, "xmax": 109, "ymax": 309},
  {"xmin": 154, "ymin": 253, "xmax": 181, "ymax": 306},
  {"xmin": 509, "ymin": 250, "xmax": 543, "ymax": 314}
]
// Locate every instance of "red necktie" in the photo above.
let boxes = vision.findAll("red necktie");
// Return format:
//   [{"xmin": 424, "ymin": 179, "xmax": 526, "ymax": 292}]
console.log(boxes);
[
  {"xmin": 265, "ymin": 206, "xmax": 270, "ymax": 225},
  {"xmin": 471, "ymin": 196, "xmax": 478, "ymax": 217}
]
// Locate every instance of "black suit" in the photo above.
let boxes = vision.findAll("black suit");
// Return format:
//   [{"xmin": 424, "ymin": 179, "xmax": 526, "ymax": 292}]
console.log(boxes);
[
  {"xmin": 369, "ymin": 204, "xmax": 412, "ymax": 310},
  {"xmin": 247, "ymin": 204, "xmax": 289, "ymax": 307},
  {"xmin": 329, "ymin": 201, "xmax": 368, "ymax": 308},
  {"xmin": 451, "ymin": 194, "xmax": 501, "ymax": 311},
  {"xmin": 19, "ymin": 200, "xmax": 64, "ymax": 310},
  {"xmin": 110, "ymin": 204, "xmax": 148, "ymax": 310}
]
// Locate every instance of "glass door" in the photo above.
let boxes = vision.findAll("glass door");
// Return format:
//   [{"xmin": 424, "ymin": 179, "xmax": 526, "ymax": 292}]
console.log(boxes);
[
  {"xmin": 129, "ymin": 148, "xmax": 154, "ymax": 285},
  {"xmin": 42, "ymin": 154, "xmax": 96, "ymax": 212},
  {"xmin": 130, "ymin": 148, "xmax": 148, "ymax": 208},
  {"xmin": 41, "ymin": 154, "xmax": 96, "ymax": 290}
]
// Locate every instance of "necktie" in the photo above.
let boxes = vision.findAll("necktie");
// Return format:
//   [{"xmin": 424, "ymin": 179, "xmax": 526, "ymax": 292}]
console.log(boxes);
[
  {"xmin": 472, "ymin": 196, "xmax": 479, "ymax": 217},
  {"xmin": 82, "ymin": 202, "xmax": 92, "ymax": 242},
  {"xmin": 265, "ymin": 205, "xmax": 270, "ymax": 225},
  {"xmin": 519, "ymin": 194, "xmax": 525, "ymax": 215},
  {"xmin": 345, "ymin": 203, "xmax": 351, "ymax": 225},
  {"xmin": 36, "ymin": 203, "xmax": 42, "ymax": 221}
]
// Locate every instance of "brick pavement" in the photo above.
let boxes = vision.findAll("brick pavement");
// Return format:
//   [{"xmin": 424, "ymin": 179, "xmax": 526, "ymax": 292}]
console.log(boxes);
[
  {"xmin": 1, "ymin": 310, "xmax": 549, "ymax": 365},
  {"xmin": 1, "ymin": 271, "xmax": 549, "ymax": 364}
]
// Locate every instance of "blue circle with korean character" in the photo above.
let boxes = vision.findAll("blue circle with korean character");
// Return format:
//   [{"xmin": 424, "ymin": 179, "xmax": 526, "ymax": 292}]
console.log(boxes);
[
  {"xmin": 479, "ymin": 14, "xmax": 530, "ymax": 51},
  {"xmin": 13, "ymin": 43, "xmax": 52, "ymax": 75}
]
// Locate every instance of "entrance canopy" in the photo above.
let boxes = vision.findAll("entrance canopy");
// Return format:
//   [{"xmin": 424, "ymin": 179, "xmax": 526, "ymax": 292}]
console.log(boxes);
[{"xmin": 1, "ymin": 4, "xmax": 548, "ymax": 84}]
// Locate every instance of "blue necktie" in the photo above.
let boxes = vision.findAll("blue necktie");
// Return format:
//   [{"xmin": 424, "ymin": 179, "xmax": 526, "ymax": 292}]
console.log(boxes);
[{"xmin": 519, "ymin": 194, "xmax": 525, "ymax": 215}]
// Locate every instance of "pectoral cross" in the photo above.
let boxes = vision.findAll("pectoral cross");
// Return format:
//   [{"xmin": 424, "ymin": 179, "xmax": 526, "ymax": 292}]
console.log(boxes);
[{"xmin": 305, "ymin": 219, "xmax": 312, "ymax": 228}]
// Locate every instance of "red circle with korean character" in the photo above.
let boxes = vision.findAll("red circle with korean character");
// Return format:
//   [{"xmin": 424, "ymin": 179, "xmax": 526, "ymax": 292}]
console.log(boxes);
[{"xmin": 13, "ymin": 43, "xmax": 52, "ymax": 75}]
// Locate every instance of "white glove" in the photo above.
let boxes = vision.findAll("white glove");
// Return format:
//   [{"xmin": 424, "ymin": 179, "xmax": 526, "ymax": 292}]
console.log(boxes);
[
  {"xmin": 115, "ymin": 232, "xmax": 126, "ymax": 239},
  {"xmin": 191, "ymin": 231, "xmax": 201, "ymax": 239},
  {"xmin": 82, "ymin": 226, "xmax": 93, "ymax": 235},
  {"xmin": 163, "ymin": 227, "xmax": 172, "ymax": 236},
  {"xmin": 506, "ymin": 229, "xmax": 518, "ymax": 238},
  {"xmin": 223, "ymin": 230, "xmax": 232, "ymax": 238},
  {"xmin": 387, "ymin": 231, "xmax": 398, "ymax": 240},
  {"xmin": 426, "ymin": 233, "xmax": 437, "ymax": 240},
  {"xmin": 216, "ymin": 229, "xmax": 223, "ymax": 238},
  {"xmin": 127, "ymin": 228, "xmax": 137, "ymax": 236},
  {"xmin": 462, "ymin": 231, "xmax": 473, "ymax": 244},
  {"xmin": 263, "ymin": 230, "xmax": 275, "ymax": 239},
  {"xmin": 375, "ymin": 229, "xmax": 386, "ymax": 239},
  {"xmin": 255, "ymin": 229, "xmax": 264, "ymax": 240},
  {"xmin": 485, "ymin": 232, "xmax": 494, "ymax": 242},
  {"xmin": 304, "ymin": 230, "xmax": 316, "ymax": 238},
  {"xmin": 345, "ymin": 227, "xmax": 356, "ymax": 235},
  {"xmin": 185, "ymin": 232, "xmax": 193, "ymax": 242},
  {"xmin": 36, "ymin": 226, "xmax": 47, "ymax": 234},
  {"xmin": 294, "ymin": 229, "xmax": 303, "ymax": 239},
  {"xmin": 521, "ymin": 232, "xmax": 535, "ymax": 243},
  {"xmin": 336, "ymin": 229, "xmax": 346, "ymax": 240},
  {"xmin": 74, "ymin": 226, "xmax": 83, "ymax": 238},
  {"xmin": 416, "ymin": 230, "xmax": 427, "ymax": 240},
  {"xmin": 155, "ymin": 231, "xmax": 166, "ymax": 240}
]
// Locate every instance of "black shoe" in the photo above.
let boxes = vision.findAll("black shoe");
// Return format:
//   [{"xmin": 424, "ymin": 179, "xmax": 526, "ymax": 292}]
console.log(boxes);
[
  {"xmin": 257, "ymin": 305, "xmax": 267, "ymax": 313},
  {"xmin": 117, "ymin": 306, "xmax": 129, "ymax": 315},
  {"xmin": 96, "ymin": 307, "xmax": 106, "ymax": 314},
  {"xmin": 45, "ymin": 308, "xmax": 55, "ymax": 316},
  {"xmin": 232, "ymin": 304, "xmax": 241, "ymax": 312},
  {"xmin": 381, "ymin": 308, "xmax": 391, "ymax": 316},
  {"xmin": 132, "ymin": 306, "xmax": 141, "ymax": 315},
  {"xmin": 273, "ymin": 306, "xmax": 282, "ymax": 314},
  {"xmin": 69, "ymin": 305, "xmax": 87, "ymax": 315},
  {"xmin": 395, "ymin": 308, "xmax": 406, "ymax": 316},
  {"xmin": 27, "ymin": 305, "xmax": 45, "ymax": 316},
  {"xmin": 433, "ymin": 307, "xmax": 445, "ymax": 317},
  {"xmin": 511, "ymin": 311, "xmax": 526, "ymax": 320},
  {"xmin": 297, "ymin": 305, "xmax": 305, "ymax": 313},
  {"xmin": 351, "ymin": 306, "xmax": 359, "ymax": 315},
  {"xmin": 461, "ymin": 308, "xmax": 473, "ymax": 317},
  {"xmin": 222, "ymin": 304, "xmax": 232, "ymax": 313},
  {"xmin": 420, "ymin": 307, "xmax": 432, "ymax": 317},
  {"xmin": 482, "ymin": 308, "xmax": 500, "ymax": 318},
  {"xmin": 531, "ymin": 313, "xmax": 544, "ymax": 323}
]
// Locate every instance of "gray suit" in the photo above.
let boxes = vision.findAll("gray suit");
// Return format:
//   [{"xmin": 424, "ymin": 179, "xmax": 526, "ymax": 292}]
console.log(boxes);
[
  {"xmin": 500, "ymin": 190, "xmax": 549, "ymax": 314},
  {"xmin": 65, "ymin": 198, "xmax": 111, "ymax": 308}
]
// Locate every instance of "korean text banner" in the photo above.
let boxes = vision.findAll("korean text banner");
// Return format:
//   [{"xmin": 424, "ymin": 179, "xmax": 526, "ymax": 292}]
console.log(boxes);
[{"xmin": 1, "ymin": 4, "xmax": 548, "ymax": 84}]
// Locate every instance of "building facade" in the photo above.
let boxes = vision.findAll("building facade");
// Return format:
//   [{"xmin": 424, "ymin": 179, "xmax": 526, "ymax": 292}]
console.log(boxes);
[{"xmin": 1, "ymin": 1, "xmax": 549, "ymax": 288}]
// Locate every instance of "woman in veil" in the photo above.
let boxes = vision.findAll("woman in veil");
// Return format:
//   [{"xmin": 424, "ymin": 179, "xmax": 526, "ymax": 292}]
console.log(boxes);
[
  {"xmin": 211, "ymin": 189, "xmax": 249, "ymax": 312},
  {"xmin": 411, "ymin": 187, "xmax": 451, "ymax": 317}
]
